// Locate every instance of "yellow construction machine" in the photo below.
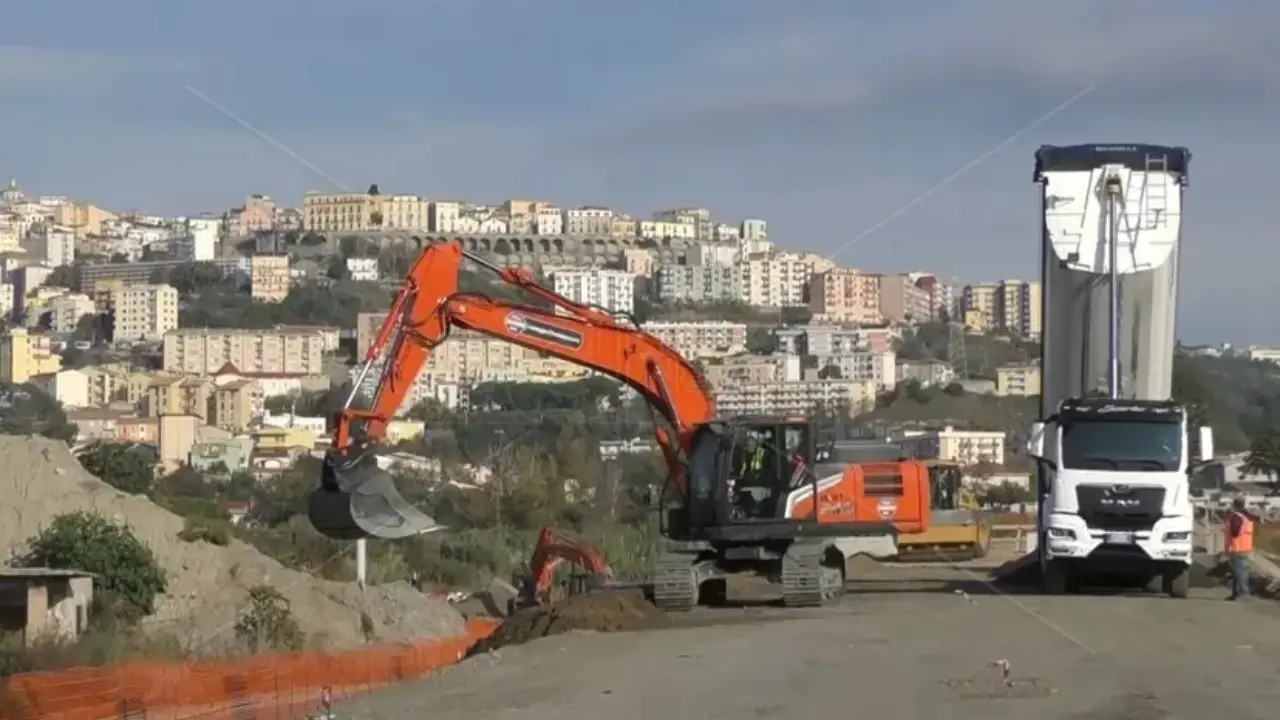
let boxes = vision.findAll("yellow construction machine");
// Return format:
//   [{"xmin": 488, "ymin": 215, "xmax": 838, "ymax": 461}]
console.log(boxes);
[{"xmin": 895, "ymin": 461, "xmax": 991, "ymax": 562}]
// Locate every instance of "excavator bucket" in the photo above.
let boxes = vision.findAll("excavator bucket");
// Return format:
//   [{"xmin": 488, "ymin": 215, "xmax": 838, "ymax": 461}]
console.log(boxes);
[{"xmin": 308, "ymin": 449, "xmax": 442, "ymax": 540}]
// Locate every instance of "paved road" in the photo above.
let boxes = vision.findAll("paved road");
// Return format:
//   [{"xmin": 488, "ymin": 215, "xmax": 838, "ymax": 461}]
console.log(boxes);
[{"xmin": 337, "ymin": 564, "xmax": 1280, "ymax": 719}]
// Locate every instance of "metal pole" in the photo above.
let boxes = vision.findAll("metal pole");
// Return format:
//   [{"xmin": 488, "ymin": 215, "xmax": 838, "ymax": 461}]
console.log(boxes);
[{"xmin": 1104, "ymin": 174, "xmax": 1123, "ymax": 399}]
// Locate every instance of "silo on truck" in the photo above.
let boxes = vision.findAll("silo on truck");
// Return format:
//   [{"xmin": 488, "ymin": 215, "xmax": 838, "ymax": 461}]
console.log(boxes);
[{"xmin": 1024, "ymin": 144, "xmax": 1214, "ymax": 598}]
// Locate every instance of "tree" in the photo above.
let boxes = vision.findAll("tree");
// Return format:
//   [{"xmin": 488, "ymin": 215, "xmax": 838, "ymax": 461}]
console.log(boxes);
[
  {"xmin": 746, "ymin": 328, "xmax": 778, "ymax": 354},
  {"xmin": 20, "ymin": 511, "xmax": 167, "ymax": 619},
  {"xmin": 76, "ymin": 442, "xmax": 156, "ymax": 495},
  {"xmin": 0, "ymin": 383, "xmax": 78, "ymax": 441},
  {"xmin": 1242, "ymin": 429, "xmax": 1280, "ymax": 492},
  {"xmin": 234, "ymin": 585, "xmax": 304, "ymax": 652},
  {"xmin": 46, "ymin": 265, "xmax": 77, "ymax": 288}
]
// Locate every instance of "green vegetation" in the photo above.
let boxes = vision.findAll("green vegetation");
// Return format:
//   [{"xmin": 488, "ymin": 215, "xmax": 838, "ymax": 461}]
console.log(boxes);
[
  {"xmin": 234, "ymin": 586, "xmax": 304, "ymax": 653},
  {"xmin": 0, "ymin": 383, "xmax": 78, "ymax": 442},
  {"xmin": 18, "ymin": 512, "xmax": 167, "ymax": 619},
  {"xmin": 76, "ymin": 442, "xmax": 157, "ymax": 495}
]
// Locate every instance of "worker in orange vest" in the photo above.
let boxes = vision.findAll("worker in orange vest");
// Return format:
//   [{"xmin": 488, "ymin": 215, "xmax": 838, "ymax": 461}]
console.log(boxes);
[{"xmin": 1224, "ymin": 497, "xmax": 1256, "ymax": 600}]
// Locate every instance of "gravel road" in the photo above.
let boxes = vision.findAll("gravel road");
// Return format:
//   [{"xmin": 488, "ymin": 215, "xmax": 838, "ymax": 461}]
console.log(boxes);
[{"xmin": 335, "ymin": 563, "xmax": 1280, "ymax": 719}]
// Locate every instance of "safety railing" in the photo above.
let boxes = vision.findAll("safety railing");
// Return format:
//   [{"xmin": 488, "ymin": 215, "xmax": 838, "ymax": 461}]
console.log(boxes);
[{"xmin": 0, "ymin": 619, "xmax": 499, "ymax": 720}]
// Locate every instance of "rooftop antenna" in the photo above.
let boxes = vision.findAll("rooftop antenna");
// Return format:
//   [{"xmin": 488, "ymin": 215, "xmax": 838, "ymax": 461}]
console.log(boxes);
[{"xmin": 1104, "ymin": 173, "xmax": 1123, "ymax": 399}]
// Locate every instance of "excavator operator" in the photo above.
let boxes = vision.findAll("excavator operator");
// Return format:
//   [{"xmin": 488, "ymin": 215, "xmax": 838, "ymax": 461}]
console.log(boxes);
[{"xmin": 731, "ymin": 430, "xmax": 777, "ymax": 519}]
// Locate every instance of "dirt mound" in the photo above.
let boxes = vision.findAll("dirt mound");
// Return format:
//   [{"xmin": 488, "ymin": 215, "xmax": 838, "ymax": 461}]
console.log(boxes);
[
  {"xmin": 0, "ymin": 435, "xmax": 465, "ymax": 651},
  {"xmin": 468, "ymin": 589, "xmax": 664, "ymax": 655}
]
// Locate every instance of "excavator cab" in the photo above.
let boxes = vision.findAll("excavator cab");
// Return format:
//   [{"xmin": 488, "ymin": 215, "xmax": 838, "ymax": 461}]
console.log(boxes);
[{"xmin": 674, "ymin": 416, "xmax": 821, "ymax": 540}]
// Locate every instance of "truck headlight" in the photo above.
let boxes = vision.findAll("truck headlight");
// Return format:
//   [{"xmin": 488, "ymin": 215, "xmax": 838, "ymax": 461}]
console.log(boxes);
[
  {"xmin": 1047, "ymin": 527, "xmax": 1075, "ymax": 539},
  {"xmin": 1163, "ymin": 531, "xmax": 1191, "ymax": 542}
]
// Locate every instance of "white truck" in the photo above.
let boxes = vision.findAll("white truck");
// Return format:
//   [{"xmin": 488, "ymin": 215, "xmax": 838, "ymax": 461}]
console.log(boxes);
[{"xmin": 1025, "ymin": 144, "xmax": 1213, "ymax": 597}]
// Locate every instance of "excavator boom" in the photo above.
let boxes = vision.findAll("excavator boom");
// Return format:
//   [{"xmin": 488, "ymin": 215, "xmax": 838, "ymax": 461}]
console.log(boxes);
[{"xmin": 310, "ymin": 241, "xmax": 717, "ymax": 540}]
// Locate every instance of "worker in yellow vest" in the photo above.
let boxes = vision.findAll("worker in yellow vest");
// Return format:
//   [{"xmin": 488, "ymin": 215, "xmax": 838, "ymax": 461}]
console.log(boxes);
[{"xmin": 1224, "ymin": 497, "xmax": 1256, "ymax": 600}]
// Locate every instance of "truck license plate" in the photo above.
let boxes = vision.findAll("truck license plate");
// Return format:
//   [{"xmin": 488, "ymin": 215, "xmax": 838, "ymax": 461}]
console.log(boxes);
[{"xmin": 1106, "ymin": 532, "xmax": 1134, "ymax": 545}]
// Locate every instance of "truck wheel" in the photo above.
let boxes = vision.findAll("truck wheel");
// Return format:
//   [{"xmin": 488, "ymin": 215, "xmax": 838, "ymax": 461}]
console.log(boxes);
[
  {"xmin": 1042, "ymin": 560, "xmax": 1069, "ymax": 595},
  {"xmin": 1163, "ymin": 567, "xmax": 1191, "ymax": 599}
]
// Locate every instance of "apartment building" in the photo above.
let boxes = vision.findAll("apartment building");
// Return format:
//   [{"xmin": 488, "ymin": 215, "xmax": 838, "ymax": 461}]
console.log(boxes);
[
  {"xmin": 0, "ymin": 327, "xmax": 61, "ymax": 383},
  {"xmin": 897, "ymin": 359, "xmax": 955, "ymax": 387},
  {"xmin": 29, "ymin": 369, "xmax": 88, "ymax": 408},
  {"xmin": 809, "ymin": 351, "xmax": 897, "ymax": 389},
  {"xmin": 77, "ymin": 257, "xmax": 244, "ymax": 293},
  {"xmin": 208, "ymin": 379, "xmax": 263, "ymax": 432},
  {"xmin": 807, "ymin": 268, "xmax": 881, "ymax": 323},
  {"xmin": 112, "ymin": 284, "xmax": 179, "ymax": 342},
  {"xmin": 716, "ymin": 379, "xmax": 876, "ymax": 417},
  {"xmin": 899, "ymin": 426, "xmax": 1006, "ymax": 466},
  {"xmin": 910, "ymin": 274, "xmax": 952, "ymax": 322},
  {"xmin": 655, "ymin": 264, "xmax": 739, "ymax": 304},
  {"xmin": 144, "ymin": 376, "xmax": 213, "ymax": 420},
  {"xmin": 80, "ymin": 364, "xmax": 152, "ymax": 406},
  {"xmin": 250, "ymin": 255, "xmax": 291, "ymax": 302},
  {"xmin": 302, "ymin": 191, "xmax": 429, "ymax": 232},
  {"xmin": 703, "ymin": 354, "xmax": 800, "ymax": 389},
  {"xmin": 739, "ymin": 254, "xmax": 810, "ymax": 307},
  {"xmin": 996, "ymin": 362, "xmax": 1041, "ymax": 397},
  {"xmin": 0, "ymin": 282, "xmax": 13, "ymax": 318},
  {"xmin": 551, "ymin": 269, "xmax": 635, "ymax": 314},
  {"xmin": 48, "ymin": 293, "xmax": 95, "ymax": 334},
  {"xmin": 225, "ymin": 194, "xmax": 278, "ymax": 236},
  {"xmin": 776, "ymin": 325, "xmax": 892, "ymax": 355},
  {"xmin": 163, "ymin": 327, "xmax": 325, "ymax": 375},
  {"xmin": 622, "ymin": 248, "xmax": 653, "ymax": 277},
  {"xmin": 644, "ymin": 321, "xmax": 748, "ymax": 360},
  {"xmin": 877, "ymin": 275, "xmax": 932, "ymax": 325},
  {"xmin": 962, "ymin": 280, "xmax": 1041, "ymax": 338},
  {"xmin": 564, "ymin": 207, "xmax": 614, "ymax": 235}
]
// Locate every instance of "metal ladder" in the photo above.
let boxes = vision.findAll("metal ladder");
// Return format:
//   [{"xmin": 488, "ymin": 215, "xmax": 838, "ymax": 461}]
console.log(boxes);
[{"xmin": 1141, "ymin": 153, "xmax": 1169, "ymax": 230}]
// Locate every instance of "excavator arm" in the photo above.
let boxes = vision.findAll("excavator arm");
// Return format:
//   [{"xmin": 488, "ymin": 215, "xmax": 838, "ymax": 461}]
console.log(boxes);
[{"xmin": 309, "ymin": 241, "xmax": 718, "ymax": 541}]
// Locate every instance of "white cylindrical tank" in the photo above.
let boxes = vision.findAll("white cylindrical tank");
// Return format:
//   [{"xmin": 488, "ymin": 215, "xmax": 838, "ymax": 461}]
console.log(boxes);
[{"xmin": 1035, "ymin": 144, "xmax": 1189, "ymax": 419}]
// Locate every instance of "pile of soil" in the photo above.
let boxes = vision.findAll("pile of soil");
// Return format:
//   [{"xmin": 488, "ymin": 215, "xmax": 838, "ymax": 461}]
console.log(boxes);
[
  {"xmin": 0, "ymin": 435, "xmax": 465, "ymax": 651},
  {"xmin": 468, "ymin": 589, "xmax": 665, "ymax": 655}
]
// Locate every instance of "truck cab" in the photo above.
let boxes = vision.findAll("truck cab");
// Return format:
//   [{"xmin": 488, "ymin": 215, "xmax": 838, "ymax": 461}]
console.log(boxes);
[{"xmin": 1026, "ymin": 397, "xmax": 1213, "ymax": 597}]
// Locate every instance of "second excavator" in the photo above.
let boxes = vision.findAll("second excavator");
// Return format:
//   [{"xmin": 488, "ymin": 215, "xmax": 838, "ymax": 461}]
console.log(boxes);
[{"xmin": 308, "ymin": 241, "xmax": 933, "ymax": 609}]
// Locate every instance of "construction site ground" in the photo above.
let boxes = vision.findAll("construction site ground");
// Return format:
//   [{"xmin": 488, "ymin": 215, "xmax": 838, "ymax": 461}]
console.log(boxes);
[{"xmin": 336, "ymin": 553, "xmax": 1280, "ymax": 719}]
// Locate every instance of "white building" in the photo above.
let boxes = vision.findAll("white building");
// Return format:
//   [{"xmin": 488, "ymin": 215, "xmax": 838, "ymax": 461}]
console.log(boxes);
[
  {"xmin": 716, "ymin": 379, "xmax": 876, "ymax": 417},
  {"xmin": 534, "ymin": 207, "xmax": 564, "ymax": 235},
  {"xmin": 175, "ymin": 217, "xmax": 219, "ymax": 261},
  {"xmin": 48, "ymin": 293, "xmax": 96, "ymax": 334},
  {"xmin": 899, "ymin": 426, "xmax": 1006, "ymax": 466},
  {"xmin": 551, "ymin": 269, "xmax": 635, "ymax": 315},
  {"xmin": 113, "ymin": 284, "xmax": 179, "ymax": 342},
  {"xmin": 346, "ymin": 257, "xmax": 379, "ymax": 282},
  {"xmin": 42, "ymin": 225, "xmax": 76, "ymax": 267}
]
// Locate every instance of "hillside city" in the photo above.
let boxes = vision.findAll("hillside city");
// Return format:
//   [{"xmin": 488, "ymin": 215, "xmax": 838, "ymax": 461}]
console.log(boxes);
[{"xmin": 0, "ymin": 181, "xmax": 1274, "ymax": 510}]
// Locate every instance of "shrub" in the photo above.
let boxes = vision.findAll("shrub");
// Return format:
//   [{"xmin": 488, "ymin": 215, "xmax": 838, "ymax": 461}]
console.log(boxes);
[
  {"xmin": 234, "ymin": 586, "xmax": 304, "ymax": 653},
  {"xmin": 20, "ymin": 512, "xmax": 166, "ymax": 619}
]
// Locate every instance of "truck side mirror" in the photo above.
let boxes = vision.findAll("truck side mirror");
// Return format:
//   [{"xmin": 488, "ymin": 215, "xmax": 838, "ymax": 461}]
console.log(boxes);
[
  {"xmin": 1026, "ymin": 421, "xmax": 1046, "ymax": 459},
  {"xmin": 1197, "ymin": 426, "xmax": 1214, "ymax": 463}
]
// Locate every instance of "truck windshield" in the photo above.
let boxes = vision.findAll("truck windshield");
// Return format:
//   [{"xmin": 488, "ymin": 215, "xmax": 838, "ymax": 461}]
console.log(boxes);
[{"xmin": 1060, "ymin": 419, "xmax": 1181, "ymax": 471}]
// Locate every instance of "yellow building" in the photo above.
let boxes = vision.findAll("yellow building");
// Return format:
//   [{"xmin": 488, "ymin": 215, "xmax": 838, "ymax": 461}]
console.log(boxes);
[
  {"xmin": 302, "ymin": 191, "xmax": 429, "ymax": 232},
  {"xmin": 996, "ymin": 362, "xmax": 1041, "ymax": 397},
  {"xmin": 962, "ymin": 280, "xmax": 1041, "ymax": 339},
  {"xmin": 208, "ymin": 379, "xmax": 262, "ymax": 432},
  {"xmin": 250, "ymin": 255, "xmax": 291, "ymax": 303},
  {"xmin": 0, "ymin": 328, "xmax": 61, "ymax": 383},
  {"xmin": 143, "ymin": 375, "xmax": 213, "ymax": 420}
]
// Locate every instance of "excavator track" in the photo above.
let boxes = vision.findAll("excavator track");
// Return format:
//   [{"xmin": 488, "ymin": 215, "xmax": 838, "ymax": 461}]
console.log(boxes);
[
  {"xmin": 652, "ymin": 552, "xmax": 700, "ymax": 612},
  {"xmin": 781, "ymin": 541, "xmax": 844, "ymax": 608}
]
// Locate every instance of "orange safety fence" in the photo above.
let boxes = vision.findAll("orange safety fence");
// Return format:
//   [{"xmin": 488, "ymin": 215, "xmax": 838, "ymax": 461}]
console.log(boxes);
[{"xmin": 0, "ymin": 618, "xmax": 500, "ymax": 720}]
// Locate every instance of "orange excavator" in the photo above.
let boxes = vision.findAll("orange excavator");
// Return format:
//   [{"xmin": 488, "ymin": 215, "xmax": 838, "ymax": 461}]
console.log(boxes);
[
  {"xmin": 308, "ymin": 241, "xmax": 933, "ymax": 609},
  {"xmin": 508, "ymin": 527, "xmax": 616, "ymax": 613}
]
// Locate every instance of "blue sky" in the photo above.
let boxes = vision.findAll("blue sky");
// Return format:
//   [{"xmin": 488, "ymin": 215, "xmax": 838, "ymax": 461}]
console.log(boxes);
[{"xmin": 2, "ymin": 1, "xmax": 1277, "ymax": 344}]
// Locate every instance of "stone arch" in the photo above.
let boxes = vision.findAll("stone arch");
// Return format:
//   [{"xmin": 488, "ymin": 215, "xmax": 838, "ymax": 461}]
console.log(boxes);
[{"xmin": 493, "ymin": 238, "xmax": 513, "ymax": 255}]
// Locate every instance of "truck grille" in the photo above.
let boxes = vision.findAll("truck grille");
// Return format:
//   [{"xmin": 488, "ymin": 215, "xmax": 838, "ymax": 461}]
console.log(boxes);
[{"xmin": 1075, "ymin": 485, "xmax": 1165, "ymax": 531}]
